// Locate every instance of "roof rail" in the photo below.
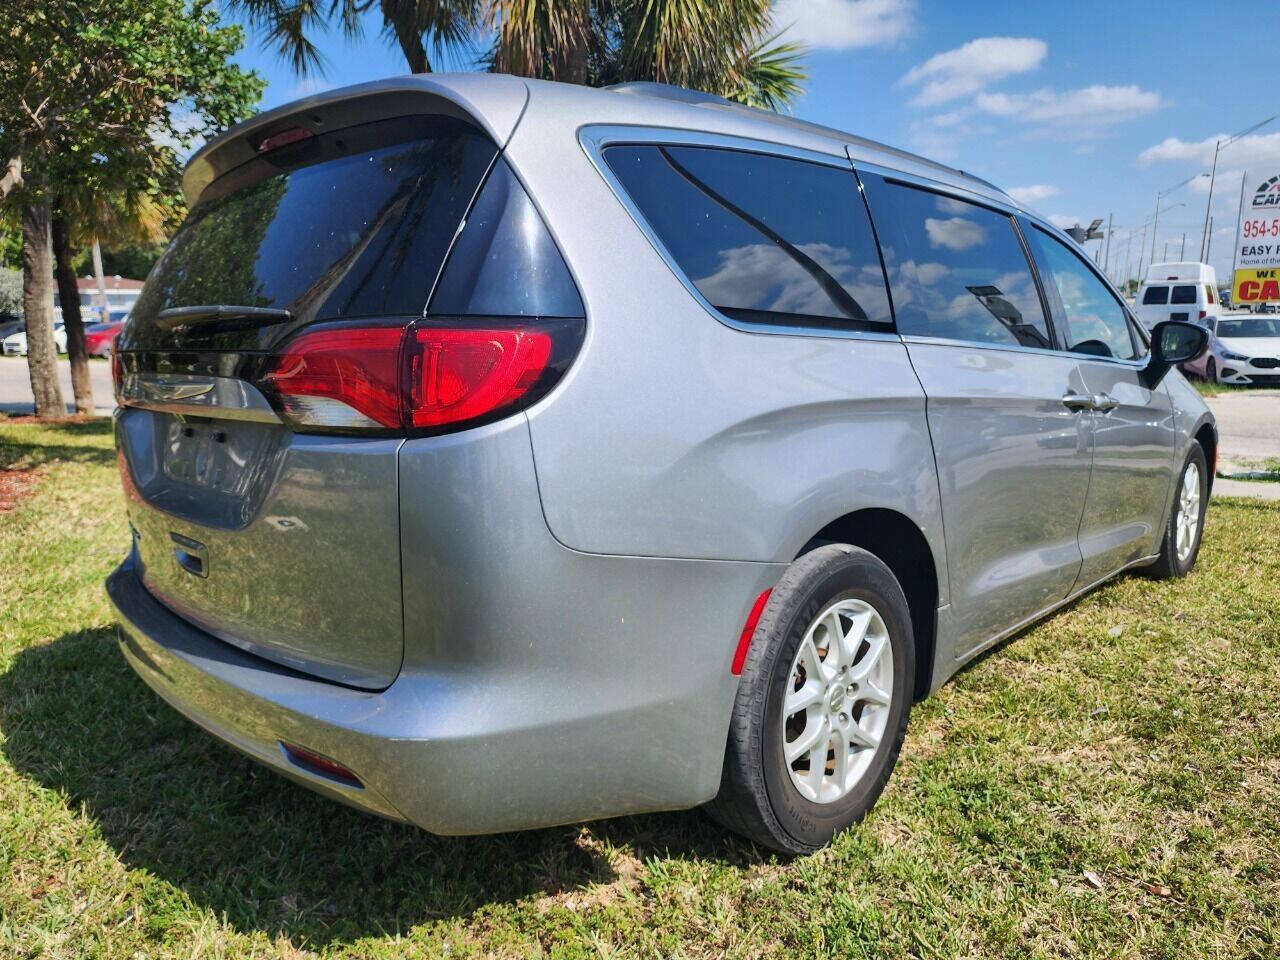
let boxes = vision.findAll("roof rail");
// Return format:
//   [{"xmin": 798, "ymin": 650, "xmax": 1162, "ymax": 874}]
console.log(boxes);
[{"xmin": 604, "ymin": 81, "xmax": 1006, "ymax": 201}]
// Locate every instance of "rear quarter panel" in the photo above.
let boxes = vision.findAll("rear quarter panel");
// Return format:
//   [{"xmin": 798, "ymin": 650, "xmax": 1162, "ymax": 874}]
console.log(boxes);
[{"xmin": 504, "ymin": 93, "xmax": 946, "ymax": 580}]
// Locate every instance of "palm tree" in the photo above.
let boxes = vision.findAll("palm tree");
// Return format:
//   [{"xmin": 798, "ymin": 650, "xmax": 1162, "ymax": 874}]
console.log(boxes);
[{"xmin": 230, "ymin": 0, "xmax": 805, "ymax": 110}]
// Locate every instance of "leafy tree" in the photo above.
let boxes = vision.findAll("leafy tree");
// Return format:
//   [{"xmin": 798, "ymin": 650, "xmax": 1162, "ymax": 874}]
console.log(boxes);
[
  {"xmin": 0, "ymin": 0, "xmax": 262, "ymax": 416},
  {"xmin": 230, "ymin": 0, "xmax": 805, "ymax": 110},
  {"xmin": 0, "ymin": 266, "xmax": 21, "ymax": 316}
]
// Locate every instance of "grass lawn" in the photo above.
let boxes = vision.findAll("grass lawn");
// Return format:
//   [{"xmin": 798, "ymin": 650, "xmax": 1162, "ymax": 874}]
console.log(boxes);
[{"xmin": 1, "ymin": 419, "xmax": 1278, "ymax": 958}]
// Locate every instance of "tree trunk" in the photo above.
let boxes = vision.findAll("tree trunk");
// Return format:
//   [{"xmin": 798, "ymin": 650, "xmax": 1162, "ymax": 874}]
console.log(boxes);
[
  {"xmin": 21, "ymin": 196, "xmax": 65, "ymax": 418},
  {"xmin": 391, "ymin": 18, "xmax": 430, "ymax": 73},
  {"xmin": 51, "ymin": 207, "xmax": 93, "ymax": 415}
]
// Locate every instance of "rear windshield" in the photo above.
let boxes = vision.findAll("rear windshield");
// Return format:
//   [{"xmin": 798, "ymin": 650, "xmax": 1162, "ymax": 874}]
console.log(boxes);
[
  {"xmin": 1142, "ymin": 286, "xmax": 1169, "ymax": 304},
  {"xmin": 1170, "ymin": 285, "xmax": 1197, "ymax": 304},
  {"xmin": 131, "ymin": 116, "xmax": 496, "ymax": 328}
]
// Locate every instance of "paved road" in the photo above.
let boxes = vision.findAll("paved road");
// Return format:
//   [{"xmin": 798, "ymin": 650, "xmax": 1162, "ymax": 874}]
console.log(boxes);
[
  {"xmin": 2, "ymin": 356, "xmax": 1277, "ymax": 499},
  {"xmin": 0, "ymin": 356, "xmax": 115, "ymax": 416},
  {"xmin": 1203, "ymin": 389, "xmax": 1280, "ymax": 500}
]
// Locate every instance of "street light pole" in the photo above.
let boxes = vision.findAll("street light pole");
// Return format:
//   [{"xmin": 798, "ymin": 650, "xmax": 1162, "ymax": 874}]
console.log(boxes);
[
  {"xmin": 1200, "ymin": 114, "xmax": 1276, "ymax": 261},
  {"xmin": 1152, "ymin": 173, "xmax": 1208, "ymax": 265}
]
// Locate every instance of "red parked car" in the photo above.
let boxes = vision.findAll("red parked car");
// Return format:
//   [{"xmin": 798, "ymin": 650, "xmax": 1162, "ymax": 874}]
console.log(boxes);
[{"xmin": 84, "ymin": 320, "xmax": 124, "ymax": 357}]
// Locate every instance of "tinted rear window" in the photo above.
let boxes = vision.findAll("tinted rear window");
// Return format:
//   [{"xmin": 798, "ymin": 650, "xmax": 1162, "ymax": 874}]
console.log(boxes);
[
  {"xmin": 130, "ymin": 116, "xmax": 496, "ymax": 330},
  {"xmin": 603, "ymin": 145, "xmax": 892, "ymax": 330},
  {"xmin": 1142, "ymin": 285, "xmax": 1169, "ymax": 304},
  {"xmin": 1170, "ymin": 285, "xmax": 1197, "ymax": 304},
  {"xmin": 860, "ymin": 176, "xmax": 1051, "ymax": 349}
]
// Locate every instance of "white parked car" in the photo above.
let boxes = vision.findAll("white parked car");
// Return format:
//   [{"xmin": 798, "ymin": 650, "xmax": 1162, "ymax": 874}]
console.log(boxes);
[
  {"xmin": 1182, "ymin": 313, "xmax": 1280, "ymax": 385},
  {"xmin": 1, "ymin": 322, "xmax": 67, "ymax": 357}
]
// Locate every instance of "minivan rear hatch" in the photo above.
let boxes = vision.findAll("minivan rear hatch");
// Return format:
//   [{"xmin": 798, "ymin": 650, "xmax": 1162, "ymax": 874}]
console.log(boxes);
[{"xmin": 115, "ymin": 109, "xmax": 499, "ymax": 688}]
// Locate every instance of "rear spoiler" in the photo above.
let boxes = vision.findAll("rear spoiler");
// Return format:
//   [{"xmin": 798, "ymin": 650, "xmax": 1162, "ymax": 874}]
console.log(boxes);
[{"xmin": 182, "ymin": 74, "xmax": 530, "ymax": 205}]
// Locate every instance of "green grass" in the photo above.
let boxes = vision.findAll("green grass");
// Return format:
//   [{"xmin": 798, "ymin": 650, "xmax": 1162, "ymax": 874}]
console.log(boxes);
[{"xmin": 2, "ymin": 421, "xmax": 1279, "ymax": 959}]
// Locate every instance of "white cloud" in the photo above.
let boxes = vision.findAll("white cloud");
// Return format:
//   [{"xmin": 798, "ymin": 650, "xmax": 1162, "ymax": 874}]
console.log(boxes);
[
  {"xmin": 1006, "ymin": 184, "xmax": 1059, "ymax": 205},
  {"xmin": 900, "ymin": 37, "xmax": 1047, "ymax": 107},
  {"xmin": 925, "ymin": 216, "xmax": 985, "ymax": 251},
  {"xmin": 1138, "ymin": 131, "xmax": 1280, "ymax": 168},
  {"xmin": 1048, "ymin": 214, "xmax": 1081, "ymax": 229},
  {"xmin": 975, "ymin": 84, "xmax": 1163, "ymax": 127},
  {"xmin": 774, "ymin": 0, "xmax": 913, "ymax": 51},
  {"xmin": 288, "ymin": 76, "xmax": 335, "ymax": 101}
]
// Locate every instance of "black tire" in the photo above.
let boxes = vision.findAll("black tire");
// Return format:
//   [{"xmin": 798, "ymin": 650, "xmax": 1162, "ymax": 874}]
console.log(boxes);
[
  {"xmin": 1206, "ymin": 357, "xmax": 1217, "ymax": 383},
  {"xmin": 1143, "ymin": 444, "xmax": 1208, "ymax": 580},
  {"xmin": 705, "ymin": 544, "xmax": 914, "ymax": 854}
]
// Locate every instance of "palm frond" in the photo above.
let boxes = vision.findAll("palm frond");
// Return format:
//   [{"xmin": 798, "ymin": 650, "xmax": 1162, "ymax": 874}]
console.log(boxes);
[{"xmin": 724, "ymin": 36, "xmax": 806, "ymax": 111}]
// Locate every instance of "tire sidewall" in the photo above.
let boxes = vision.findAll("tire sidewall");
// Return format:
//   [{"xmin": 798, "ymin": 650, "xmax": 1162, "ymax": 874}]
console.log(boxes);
[{"xmin": 757, "ymin": 552, "xmax": 914, "ymax": 849}]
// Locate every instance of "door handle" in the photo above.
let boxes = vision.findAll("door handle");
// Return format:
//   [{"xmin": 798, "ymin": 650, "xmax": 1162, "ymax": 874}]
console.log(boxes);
[
  {"xmin": 1090, "ymin": 393, "xmax": 1119, "ymax": 412},
  {"xmin": 1060, "ymin": 393, "xmax": 1094, "ymax": 411}
]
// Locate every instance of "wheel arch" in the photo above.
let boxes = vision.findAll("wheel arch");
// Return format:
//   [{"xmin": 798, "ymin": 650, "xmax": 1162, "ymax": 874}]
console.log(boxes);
[
  {"xmin": 797, "ymin": 508, "xmax": 939, "ymax": 702},
  {"xmin": 1193, "ymin": 419, "xmax": 1217, "ymax": 496}
]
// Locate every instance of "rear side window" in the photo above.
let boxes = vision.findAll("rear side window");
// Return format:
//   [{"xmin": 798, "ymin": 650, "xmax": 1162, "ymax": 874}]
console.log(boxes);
[
  {"xmin": 1028, "ymin": 227, "xmax": 1139, "ymax": 361},
  {"xmin": 1142, "ymin": 286, "xmax": 1169, "ymax": 304},
  {"xmin": 603, "ymin": 144, "xmax": 892, "ymax": 330},
  {"xmin": 131, "ymin": 116, "xmax": 496, "ymax": 327},
  {"xmin": 1171, "ymin": 285, "xmax": 1197, "ymax": 304},
  {"xmin": 430, "ymin": 159, "xmax": 584, "ymax": 317},
  {"xmin": 859, "ymin": 177, "xmax": 1051, "ymax": 349}
]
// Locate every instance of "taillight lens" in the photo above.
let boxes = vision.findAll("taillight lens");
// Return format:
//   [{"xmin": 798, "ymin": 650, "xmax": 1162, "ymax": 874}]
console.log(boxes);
[
  {"xmin": 265, "ymin": 326, "xmax": 405, "ymax": 429},
  {"xmin": 263, "ymin": 320, "xmax": 576, "ymax": 435},
  {"xmin": 406, "ymin": 327, "xmax": 551, "ymax": 429}
]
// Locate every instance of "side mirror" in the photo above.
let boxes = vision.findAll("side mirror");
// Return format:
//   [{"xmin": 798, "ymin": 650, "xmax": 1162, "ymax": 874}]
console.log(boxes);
[{"xmin": 1142, "ymin": 320, "xmax": 1209, "ymax": 388}]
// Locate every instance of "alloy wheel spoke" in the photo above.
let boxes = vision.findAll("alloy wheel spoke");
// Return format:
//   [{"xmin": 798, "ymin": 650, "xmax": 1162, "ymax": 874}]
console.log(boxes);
[
  {"xmin": 859, "ymin": 680, "xmax": 892, "ymax": 707},
  {"xmin": 847, "ymin": 719, "xmax": 882, "ymax": 751},
  {"xmin": 849, "ymin": 632, "xmax": 889, "ymax": 684},
  {"xmin": 786, "ymin": 715, "xmax": 828, "ymax": 763},
  {"xmin": 785, "ymin": 679, "xmax": 825, "ymax": 716},
  {"xmin": 829, "ymin": 727, "xmax": 849, "ymax": 786}
]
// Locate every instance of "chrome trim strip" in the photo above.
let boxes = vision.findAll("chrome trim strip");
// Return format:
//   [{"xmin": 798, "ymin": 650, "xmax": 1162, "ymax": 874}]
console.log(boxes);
[
  {"xmin": 120, "ymin": 373, "xmax": 282, "ymax": 423},
  {"xmin": 578, "ymin": 123, "xmax": 901, "ymax": 345}
]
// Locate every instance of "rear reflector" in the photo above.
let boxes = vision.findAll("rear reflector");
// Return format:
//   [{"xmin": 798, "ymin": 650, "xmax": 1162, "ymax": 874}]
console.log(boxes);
[
  {"xmin": 280, "ymin": 741, "xmax": 363, "ymax": 788},
  {"xmin": 731, "ymin": 588, "xmax": 773, "ymax": 675},
  {"xmin": 262, "ymin": 320, "xmax": 573, "ymax": 436}
]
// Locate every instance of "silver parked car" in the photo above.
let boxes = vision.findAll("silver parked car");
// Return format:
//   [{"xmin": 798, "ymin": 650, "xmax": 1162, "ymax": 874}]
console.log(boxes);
[{"xmin": 107, "ymin": 75, "xmax": 1215, "ymax": 854}]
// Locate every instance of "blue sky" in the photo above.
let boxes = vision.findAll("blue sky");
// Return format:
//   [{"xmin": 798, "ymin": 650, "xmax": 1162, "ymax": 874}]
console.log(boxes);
[{"xmin": 226, "ymin": 0, "xmax": 1280, "ymax": 287}]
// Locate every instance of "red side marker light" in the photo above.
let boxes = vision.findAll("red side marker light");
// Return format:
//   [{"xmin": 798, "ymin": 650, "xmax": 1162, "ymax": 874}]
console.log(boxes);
[{"xmin": 731, "ymin": 588, "xmax": 773, "ymax": 675}]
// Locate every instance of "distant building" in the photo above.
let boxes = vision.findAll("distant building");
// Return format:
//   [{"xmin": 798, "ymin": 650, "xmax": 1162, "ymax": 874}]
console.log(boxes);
[{"xmin": 55, "ymin": 276, "xmax": 144, "ymax": 322}]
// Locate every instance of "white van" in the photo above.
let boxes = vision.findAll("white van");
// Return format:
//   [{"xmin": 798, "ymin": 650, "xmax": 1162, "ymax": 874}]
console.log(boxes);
[{"xmin": 1135, "ymin": 262, "xmax": 1218, "ymax": 330}]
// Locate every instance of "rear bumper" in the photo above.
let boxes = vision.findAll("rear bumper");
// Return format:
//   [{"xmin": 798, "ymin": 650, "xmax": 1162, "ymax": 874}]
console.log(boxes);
[{"xmin": 109, "ymin": 411, "xmax": 784, "ymax": 835}]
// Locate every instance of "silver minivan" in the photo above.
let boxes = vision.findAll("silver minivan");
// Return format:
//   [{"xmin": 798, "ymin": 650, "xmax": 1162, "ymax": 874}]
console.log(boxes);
[{"xmin": 107, "ymin": 75, "xmax": 1215, "ymax": 854}]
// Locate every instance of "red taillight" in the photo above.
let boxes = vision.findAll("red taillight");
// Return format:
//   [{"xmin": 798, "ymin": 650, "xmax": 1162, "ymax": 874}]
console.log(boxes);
[
  {"xmin": 406, "ymin": 327, "xmax": 551, "ymax": 429},
  {"xmin": 1199, "ymin": 310, "xmax": 1207, "ymax": 320},
  {"xmin": 265, "ymin": 326, "xmax": 405, "ymax": 429},
  {"xmin": 258, "ymin": 126, "xmax": 314, "ymax": 153},
  {"xmin": 263, "ymin": 322, "xmax": 564, "ymax": 434},
  {"xmin": 731, "ymin": 588, "xmax": 773, "ymax": 676}
]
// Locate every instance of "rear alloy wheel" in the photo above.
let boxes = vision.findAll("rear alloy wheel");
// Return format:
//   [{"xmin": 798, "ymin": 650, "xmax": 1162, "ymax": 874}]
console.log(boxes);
[
  {"xmin": 706, "ymin": 545, "xmax": 914, "ymax": 854},
  {"xmin": 1144, "ymin": 444, "xmax": 1208, "ymax": 579}
]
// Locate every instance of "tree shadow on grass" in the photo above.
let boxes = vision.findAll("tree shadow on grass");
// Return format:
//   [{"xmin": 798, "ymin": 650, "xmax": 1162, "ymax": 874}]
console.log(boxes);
[
  {"xmin": 1, "ymin": 628, "xmax": 764, "ymax": 948},
  {"xmin": 0, "ymin": 417, "xmax": 116, "ymax": 469}
]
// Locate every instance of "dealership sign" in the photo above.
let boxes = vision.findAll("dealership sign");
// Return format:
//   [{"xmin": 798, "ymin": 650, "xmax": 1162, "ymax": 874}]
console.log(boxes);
[{"xmin": 1235, "ymin": 172, "xmax": 1280, "ymax": 303}]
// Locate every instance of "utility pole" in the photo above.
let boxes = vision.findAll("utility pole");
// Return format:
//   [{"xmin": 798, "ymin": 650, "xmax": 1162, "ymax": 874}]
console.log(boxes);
[
  {"xmin": 1206, "ymin": 215, "xmax": 1214, "ymax": 262},
  {"xmin": 1180, "ymin": 233, "xmax": 1186, "ymax": 259},
  {"xmin": 1137, "ymin": 221, "xmax": 1149, "ymax": 282},
  {"xmin": 1231, "ymin": 170, "xmax": 1248, "ymax": 284},
  {"xmin": 1163, "ymin": 240, "xmax": 1169, "ymax": 260},
  {"xmin": 91, "ymin": 239, "xmax": 107, "ymax": 324},
  {"xmin": 1200, "ymin": 115, "xmax": 1276, "ymax": 261}
]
